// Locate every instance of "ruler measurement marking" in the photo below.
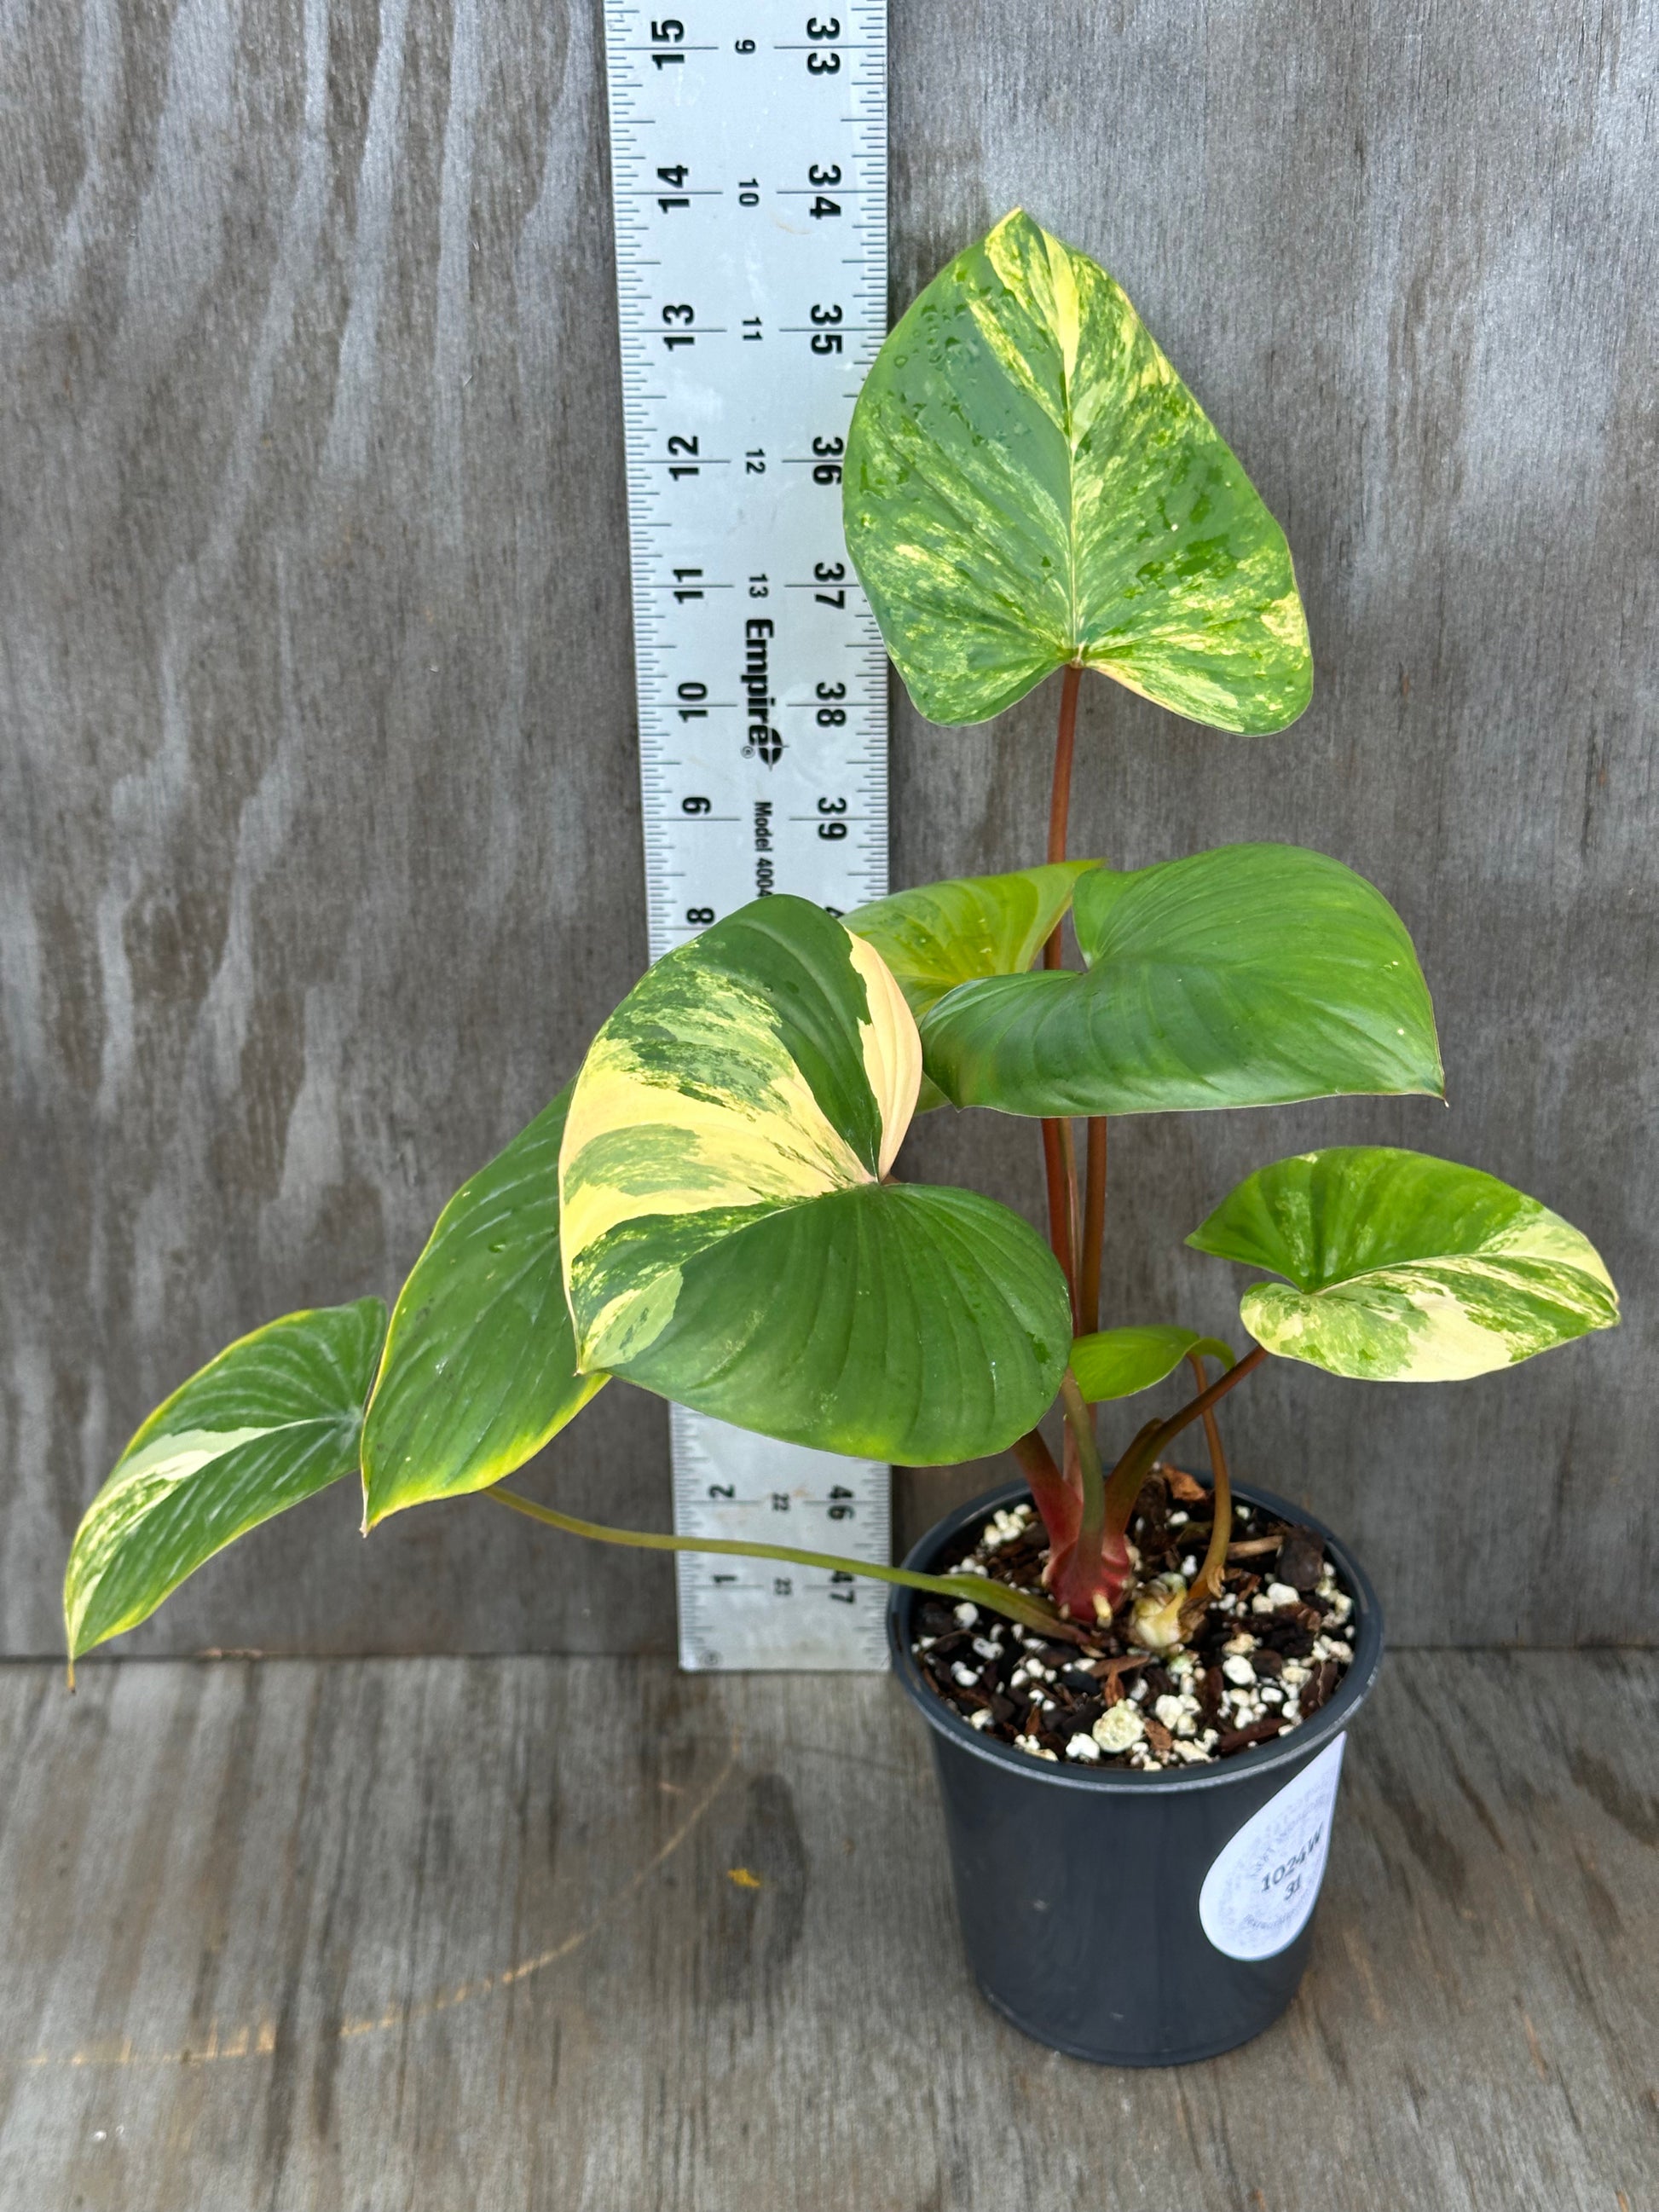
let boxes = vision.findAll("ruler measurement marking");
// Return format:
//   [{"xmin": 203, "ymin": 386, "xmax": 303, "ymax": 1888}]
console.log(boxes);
[{"xmin": 604, "ymin": 1, "xmax": 891, "ymax": 1673}]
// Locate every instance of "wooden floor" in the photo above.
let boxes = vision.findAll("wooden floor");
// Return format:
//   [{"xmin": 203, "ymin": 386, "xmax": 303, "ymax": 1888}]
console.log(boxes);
[{"xmin": 0, "ymin": 1654, "xmax": 1652, "ymax": 2212}]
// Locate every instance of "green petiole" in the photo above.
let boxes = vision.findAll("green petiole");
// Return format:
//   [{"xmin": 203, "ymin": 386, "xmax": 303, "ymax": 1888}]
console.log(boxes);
[{"xmin": 488, "ymin": 1487, "xmax": 1088, "ymax": 1643}]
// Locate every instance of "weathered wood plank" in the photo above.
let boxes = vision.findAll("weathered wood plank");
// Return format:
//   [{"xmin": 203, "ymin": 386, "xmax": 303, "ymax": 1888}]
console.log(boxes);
[
  {"xmin": 0, "ymin": 0, "xmax": 675, "ymax": 1657},
  {"xmin": 885, "ymin": 0, "xmax": 1659, "ymax": 1641},
  {"xmin": 2, "ymin": 1, "xmax": 1655, "ymax": 1652},
  {"xmin": 0, "ymin": 1653, "xmax": 1652, "ymax": 2209}
]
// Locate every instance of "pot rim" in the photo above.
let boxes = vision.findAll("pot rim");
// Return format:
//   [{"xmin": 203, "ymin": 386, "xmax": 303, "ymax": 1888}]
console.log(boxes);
[{"xmin": 887, "ymin": 1471, "xmax": 1384, "ymax": 1795}]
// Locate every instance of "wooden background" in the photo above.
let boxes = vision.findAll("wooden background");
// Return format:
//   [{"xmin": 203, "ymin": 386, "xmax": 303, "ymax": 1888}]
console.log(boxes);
[{"xmin": 2, "ymin": 0, "xmax": 1653, "ymax": 1658}]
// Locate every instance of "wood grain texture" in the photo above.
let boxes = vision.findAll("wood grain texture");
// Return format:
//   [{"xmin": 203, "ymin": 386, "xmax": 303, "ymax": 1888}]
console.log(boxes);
[
  {"xmin": 3, "ymin": 0, "xmax": 1655, "ymax": 1652},
  {"xmin": 0, "ymin": 1652, "xmax": 1654, "ymax": 2209}
]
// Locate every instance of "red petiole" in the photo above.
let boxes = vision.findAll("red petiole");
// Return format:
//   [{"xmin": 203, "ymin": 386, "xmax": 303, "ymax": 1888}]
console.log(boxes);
[{"xmin": 1015, "ymin": 663, "xmax": 1266, "ymax": 1621}]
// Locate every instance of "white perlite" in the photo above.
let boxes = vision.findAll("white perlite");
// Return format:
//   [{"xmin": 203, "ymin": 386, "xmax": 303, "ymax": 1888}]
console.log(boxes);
[
  {"xmin": 982, "ymin": 1507, "xmax": 1030, "ymax": 1550},
  {"xmin": 1093, "ymin": 1704, "xmax": 1147, "ymax": 1753},
  {"xmin": 921, "ymin": 1499, "xmax": 1355, "ymax": 1773}
]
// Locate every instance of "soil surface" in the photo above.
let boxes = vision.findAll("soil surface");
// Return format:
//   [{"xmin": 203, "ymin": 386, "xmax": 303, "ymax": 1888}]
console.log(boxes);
[{"xmin": 910, "ymin": 1468, "xmax": 1357, "ymax": 1770}]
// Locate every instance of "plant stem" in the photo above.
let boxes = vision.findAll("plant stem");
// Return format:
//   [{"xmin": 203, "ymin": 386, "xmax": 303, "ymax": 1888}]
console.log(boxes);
[
  {"xmin": 488, "ymin": 1487, "xmax": 1089, "ymax": 1643},
  {"xmin": 1038, "ymin": 663, "xmax": 1084, "ymax": 1311},
  {"xmin": 1098, "ymin": 1415, "xmax": 1159, "ymax": 1603},
  {"xmin": 1041, "ymin": 671, "xmax": 1106, "ymax": 1341},
  {"xmin": 1059, "ymin": 1371, "xmax": 1107, "ymax": 1568},
  {"xmin": 1041, "ymin": 1119, "xmax": 1077, "ymax": 1295},
  {"xmin": 1080, "ymin": 1117, "xmax": 1107, "ymax": 1332},
  {"xmin": 1182, "ymin": 1349, "xmax": 1233, "ymax": 1618},
  {"xmin": 1045, "ymin": 662, "xmax": 1083, "ymax": 876},
  {"xmin": 1009, "ymin": 1427, "xmax": 1081, "ymax": 1546},
  {"xmin": 1059, "ymin": 1118, "xmax": 1083, "ymax": 1328},
  {"xmin": 1101, "ymin": 1344, "xmax": 1269, "ymax": 1546}
]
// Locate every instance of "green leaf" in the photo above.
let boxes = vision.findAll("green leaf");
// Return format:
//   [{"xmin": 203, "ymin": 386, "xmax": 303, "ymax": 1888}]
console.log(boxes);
[
  {"xmin": 844, "ymin": 208, "xmax": 1311, "ymax": 731},
  {"xmin": 615, "ymin": 1182, "xmax": 1072, "ymax": 1464},
  {"xmin": 361, "ymin": 1086, "xmax": 605, "ymax": 1529},
  {"xmin": 1188, "ymin": 1148, "xmax": 1620, "ymax": 1381},
  {"xmin": 917, "ymin": 843, "xmax": 1442, "ymax": 1117},
  {"xmin": 64, "ymin": 1299, "xmax": 386, "ymax": 1662},
  {"xmin": 558, "ymin": 896, "xmax": 1072, "ymax": 1463},
  {"xmin": 845, "ymin": 863, "xmax": 1097, "ymax": 1019},
  {"xmin": 1071, "ymin": 1325, "xmax": 1236, "ymax": 1402}
]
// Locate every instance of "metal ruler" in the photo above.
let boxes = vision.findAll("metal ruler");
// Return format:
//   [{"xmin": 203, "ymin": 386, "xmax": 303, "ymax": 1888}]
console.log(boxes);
[{"xmin": 601, "ymin": 0, "xmax": 891, "ymax": 1671}]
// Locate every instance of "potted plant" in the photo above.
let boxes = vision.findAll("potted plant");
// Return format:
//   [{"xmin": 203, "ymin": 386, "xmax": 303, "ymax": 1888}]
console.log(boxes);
[{"xmin": 66, "ymin": 211, "xmax": 1618, "ymax": 2067}]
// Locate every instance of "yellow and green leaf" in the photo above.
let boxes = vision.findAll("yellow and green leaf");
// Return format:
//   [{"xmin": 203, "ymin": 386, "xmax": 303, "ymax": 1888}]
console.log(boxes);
[
  {"xmin": 1189, "ymin": 1149, "xmax": 1619, "ymax": 1381},
  {"xmin": 64, "ymin": 1298, "xmax": 386, "ymax": 1663},
  {"xmin": 361, "ymin": 1086, "xmax": 605, "ymax": 1528},
  {"xmin": 558, "ymin": 897, "xmax": 1071, "ymax": 1463},
  {"xmin": 845, "ymin": 863, "xmax": 1097, "ymax": 1021},
  {"xmin": 844, "ymin": 209, "xmax": 1311, "ymax": 731}
]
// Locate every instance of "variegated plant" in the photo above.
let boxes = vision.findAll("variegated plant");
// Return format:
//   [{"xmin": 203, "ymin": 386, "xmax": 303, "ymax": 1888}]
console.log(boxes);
[{"xmin": 65, "ymin": 211, "xmax": 1618, "ymax": 1666}]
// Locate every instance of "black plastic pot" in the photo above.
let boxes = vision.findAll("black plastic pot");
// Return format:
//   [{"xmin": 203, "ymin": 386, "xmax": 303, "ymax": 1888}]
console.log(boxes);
[{"xmin": 888, "ymin": 1475, "xmax": 1384, "ymax": 2067}]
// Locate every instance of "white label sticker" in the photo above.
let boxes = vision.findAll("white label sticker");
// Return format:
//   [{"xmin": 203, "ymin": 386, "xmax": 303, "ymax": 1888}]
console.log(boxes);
[{"xmin": 1199, "ymin": 1734, "xmax": 1347, "ymax": 1961}]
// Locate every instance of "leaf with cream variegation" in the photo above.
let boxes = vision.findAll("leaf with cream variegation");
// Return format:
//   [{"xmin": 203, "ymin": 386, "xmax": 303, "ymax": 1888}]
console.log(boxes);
[
  {"xmin": 558, "ymin": 897, "xmax": 1072, "ymax": 1463},
  {"xmin": 844, "ymin": 209, "xmax": 1311, "ymax": 731},
  {"xmin": 845, "ymin": 863, "xmax": 1097, "ymax": 1019},
  {"xmin": 64, "ymin": 1298, "xmax": 386, "ymax": 1662},
  {"xmin": 361, "ymin": 1085, "xmax": 604, "ymax": 1528},
  {"xmin": 1189, "ymin": 1148, "xmax": 1619, "ymax": 1381}
]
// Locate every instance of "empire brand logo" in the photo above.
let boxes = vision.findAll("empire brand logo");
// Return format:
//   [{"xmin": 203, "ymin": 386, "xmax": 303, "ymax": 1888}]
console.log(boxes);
[{"xmin": 741, "ymin": 618, "xmax": 783, "ymax": 766}]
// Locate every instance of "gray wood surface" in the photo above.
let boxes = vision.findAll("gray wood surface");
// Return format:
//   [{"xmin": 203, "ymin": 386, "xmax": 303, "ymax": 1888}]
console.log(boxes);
[
  {"xmin": 3, "ymin": 1, "xmax": 1655, "ymax": 1655},
  {"xmin": 0, "ymin": 1651, "xmax": 1653, "ymax": 2209}
]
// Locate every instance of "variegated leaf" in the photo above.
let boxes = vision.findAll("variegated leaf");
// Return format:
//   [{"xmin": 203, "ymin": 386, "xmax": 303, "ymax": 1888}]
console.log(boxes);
[
  {"xmin": 846, "ymin": 863, "xmax": 1097, "ymax": 1112},
  {"xmin": 1189, "ymin": 1149, "xmax": 1619, "ymax": 1381},
  {"xmin": 844, "ymin": 208, "xmax": 1311, "ymax": 731},
  {"xmin": 845, "ymin": 863, "xmax": 1097, "ymax": 1019},
  {"xmin": 64, "ymin": 1298, "xmax": 386, "ymax": 1662},
  {"xmin": 558, "ymin": 897, "xmax": 1072, "ymax": 1463},
  {"xmin": 361, "ymin": 1085, "xmax": 605, "ymax": 1529}
]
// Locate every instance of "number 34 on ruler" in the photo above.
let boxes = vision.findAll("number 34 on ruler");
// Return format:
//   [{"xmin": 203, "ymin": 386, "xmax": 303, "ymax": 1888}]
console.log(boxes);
[{"xmin": 603, "ymin": 3, "xmax": 893, "ymax": 1669}]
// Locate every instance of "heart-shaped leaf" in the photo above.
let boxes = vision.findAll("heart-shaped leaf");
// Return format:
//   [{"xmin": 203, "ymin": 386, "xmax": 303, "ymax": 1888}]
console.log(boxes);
[
  {"xmin": 361, "ymin": 1086, "xmax": 605, "ymax": 1529},
  {"xmin": 558, "ymin": 897, "xmax": 1071, "ymax": 1463},
  {"xmin": 844, "ymin": 208, "xmax": 1311, "ymax": 731},
  {"xmin": 918, "ymin": 844, "xmax": 1442, "ymax": 1117},
  {"xmin": 64, "ymin": 1298, "xmax": 386, "ymax": 1662},
  {"xmin": 1189, "ymin": 1148, "xmax": 1619, "ymax": 1380},
  {"xmin": 845, "ymin": 863, "xmax": 1097, "ymax": 1019},
  {"xmin": 1071, "ymin": 1325, "xmax": 1236, "ymax": 1402}
]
